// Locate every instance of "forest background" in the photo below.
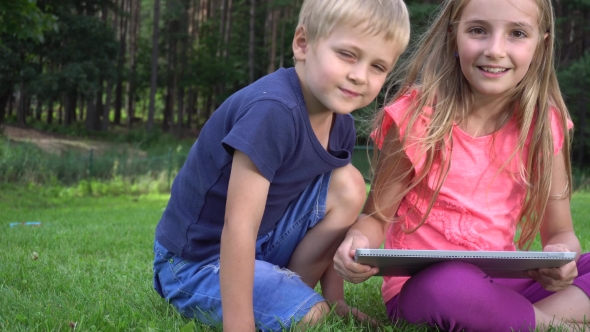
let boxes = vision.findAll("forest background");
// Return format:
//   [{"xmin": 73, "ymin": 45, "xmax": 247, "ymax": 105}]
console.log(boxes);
[{"xmin": 0, "ymin": 0, "xmax": 589, "ymax": 190}]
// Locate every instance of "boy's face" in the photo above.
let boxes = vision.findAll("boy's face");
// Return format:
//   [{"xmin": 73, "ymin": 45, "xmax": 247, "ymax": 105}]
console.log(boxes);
[{"xmin": 293, "ymin": 23, "xmax": 402, "ymax": 116}]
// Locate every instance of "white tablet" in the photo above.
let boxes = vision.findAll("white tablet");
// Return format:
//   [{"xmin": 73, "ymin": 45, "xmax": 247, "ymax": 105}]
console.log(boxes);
[{"xmin": 354, "ymin": 249, "xmax": 576, "ymax": 278}]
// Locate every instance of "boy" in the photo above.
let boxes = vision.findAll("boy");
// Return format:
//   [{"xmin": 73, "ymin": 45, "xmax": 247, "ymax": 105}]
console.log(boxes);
[{"xmin": 152, "ymin": 0, "xmax": 410, "ymax": 330}]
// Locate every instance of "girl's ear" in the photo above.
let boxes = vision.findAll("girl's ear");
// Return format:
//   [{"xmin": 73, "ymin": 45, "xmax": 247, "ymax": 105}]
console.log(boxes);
[
  {"xmin": 292, "ymin": 26, "xmax": 309, "ymax": 62},
  {"xmin": 543, "ymin": 32, "xmax": 549, "ymax": 40}
]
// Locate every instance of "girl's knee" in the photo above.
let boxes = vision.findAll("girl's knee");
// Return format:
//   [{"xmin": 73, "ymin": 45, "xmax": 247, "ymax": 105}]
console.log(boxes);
[
  {"xmin": 328, "ymin": 164, "xmax": 366, "ymax": 211},
  {"xmin": 398, "ymin": 261, "xmax": 488, "ymax": 320}
]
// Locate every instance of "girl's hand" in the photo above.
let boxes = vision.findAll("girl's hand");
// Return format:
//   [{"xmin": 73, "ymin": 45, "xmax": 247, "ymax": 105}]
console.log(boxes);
[
  {"xmin": 526, "ymin": 244, "xmax": 578, "ymax": 292},
  {"xmin": 334, "ymin": 235, "xmax": 379, "ymax": 284}
]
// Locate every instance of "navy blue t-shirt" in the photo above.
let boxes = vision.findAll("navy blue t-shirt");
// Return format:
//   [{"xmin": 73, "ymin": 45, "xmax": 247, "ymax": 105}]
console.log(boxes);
[{"xmin": 155, "ymin": 68, "xmax": 356, "ymax": 261}]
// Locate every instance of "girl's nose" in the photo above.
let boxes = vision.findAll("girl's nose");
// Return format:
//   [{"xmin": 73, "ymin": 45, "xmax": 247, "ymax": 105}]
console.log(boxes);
[{"xmin": 483, "ymin": 34, "xmax": 507, "ymax": 59}]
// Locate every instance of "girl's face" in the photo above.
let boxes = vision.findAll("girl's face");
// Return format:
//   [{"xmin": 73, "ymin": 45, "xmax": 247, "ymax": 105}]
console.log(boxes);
[{"xmin": 455, "ymin": 0, "xmax": 544, "ymax": 102}]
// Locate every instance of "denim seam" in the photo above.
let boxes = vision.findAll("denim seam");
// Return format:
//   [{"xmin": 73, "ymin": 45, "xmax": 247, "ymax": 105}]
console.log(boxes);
[
  {"xmin": 172, "ymin": 260, "xmax": 189, "ymax": 273},
  {"xmin": 264, "ymin": 208, "xmax": 314, "ymax": 255},
  {"xmin": 280, "ymin": 292, "xmax": 323, "ymax": 327}
]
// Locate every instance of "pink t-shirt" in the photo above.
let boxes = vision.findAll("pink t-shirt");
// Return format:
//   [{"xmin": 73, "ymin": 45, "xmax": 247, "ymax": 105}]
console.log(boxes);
[{"xmin": 373, "ymin": 91, "xmax": 573, "ymax": 303}]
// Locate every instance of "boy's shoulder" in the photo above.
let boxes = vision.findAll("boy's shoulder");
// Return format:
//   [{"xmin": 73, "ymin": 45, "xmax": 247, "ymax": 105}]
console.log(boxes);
[{"xmin": 234, "ymin": 67, "xmax": 304, "ymax": 110}]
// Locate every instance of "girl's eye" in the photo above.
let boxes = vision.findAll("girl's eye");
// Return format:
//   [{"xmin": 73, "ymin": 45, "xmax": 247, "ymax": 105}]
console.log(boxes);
[
  {"xmin": 511, "ymin": 30, "xmax": 527, "ymax": 38},
  {"xmin": 469, "ymin": 27, "xmax": 485, "ymax": 35}
]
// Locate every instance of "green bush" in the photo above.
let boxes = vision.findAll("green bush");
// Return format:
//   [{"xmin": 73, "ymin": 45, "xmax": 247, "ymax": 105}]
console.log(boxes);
[{"xmin": 0, "ymin": 137, "xmax": 184, "ymax": 194}]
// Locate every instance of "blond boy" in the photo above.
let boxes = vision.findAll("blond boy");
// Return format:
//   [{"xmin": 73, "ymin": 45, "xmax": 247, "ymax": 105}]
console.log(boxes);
[{"xmin": 152, "ymin": 1, "xmax": 409, "ymax": 330}]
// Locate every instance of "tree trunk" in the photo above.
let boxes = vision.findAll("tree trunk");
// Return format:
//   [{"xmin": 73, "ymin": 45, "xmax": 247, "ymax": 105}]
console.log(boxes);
[
  {"xmin": 185, "ymin": 0, "xmax": 199, "ymax": 129},
  {"xmin": 0, "ymin": 89, "xmax": 10, "ymax": 125},
  {"xmin": 578, "ymin": 98, "xmax": 587, "ymax": 168},
  {"xmin": 102, "ymin": 79, "xmax": 113, "ymax": 131},
  {"xmin": 279, "ymin": 6, "xmax": 287, "ymax": 68},
  {"xmin": 266, "ymin": 5, "xmax": 279, "ymax": 74},
  {"xmin": 147, "ymin": 0, "xmax": 161, "ymax": 132},
  {"xmin": 7, "ymin": 93, "xmax": 14, "ymax": 119},
  {"xmin": 248, "ymin": 0, "xmax": 256, "ymax": 83},
  {"xmin": 25, "ymin": 95, "xmax": 32, "ymax": 119},
  {"xmin": 79, "ymin": 96, "xmax": 85, "ymax": 121},
  {"xmin": 114, "ymin": 0, "xmax": 129, "ymax": 125},
  {"xmin": 94, "ymin": 79, "xmax": 104, "ymax": 130},
  {"xmin": 126, "ymin": 0, "xmax": 141, "ymax": 128},
  {"xmin": 85, "ymin": 95, "xmax": 96, "ymax": 131},
  {"xmin": 58, "ymin": 95, "xmax": 64, "ymax": 125},
  {"xmin": 162, "ymin": 90, "xmax": 172, "ymax": 132},
  {"xmin": 17, "ymin": 83, "xmax": 27, "ymax": 125},
  {"xmin": 176, "ymin": 0, "xmax": 190, "ymax": 135},
  {"xmin": 35, "ymin": 98, "xmax": 42, "ymax": 121},
  {"xmin": 64, "ymin": 91, "xmax": 77, "ymax": 127},
  {"xmin": 187, "ymin": 88, "xmax": 196, "ymax": 129},
  {"xmin": 47, "ymin": 98, "xmax": 54, "ymax": 125},
  {"xmin": 163, "ymin": 1, "xmax": 179, "ymax": 133},
  {"xmin": 223, "ymin": 0, "xmax": 233, "ymax": 60}
]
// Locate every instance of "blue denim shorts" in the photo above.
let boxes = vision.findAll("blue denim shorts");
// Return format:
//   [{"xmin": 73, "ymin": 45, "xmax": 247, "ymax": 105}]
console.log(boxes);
[{"xmin": 153, "ymin": 172, "xmax": 331, "ymax": 331}]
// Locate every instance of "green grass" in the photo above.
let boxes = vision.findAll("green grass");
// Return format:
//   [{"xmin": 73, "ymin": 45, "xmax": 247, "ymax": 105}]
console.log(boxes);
[{"xmin": 0, "ymin": 186, "xmax": 589, "ymax": 331}]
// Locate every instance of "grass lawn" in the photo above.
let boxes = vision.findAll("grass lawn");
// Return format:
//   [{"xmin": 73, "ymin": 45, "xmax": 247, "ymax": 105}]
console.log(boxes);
[{"xmin": 1, "ymin": 187, "xmax": 589, "ymax": 331}]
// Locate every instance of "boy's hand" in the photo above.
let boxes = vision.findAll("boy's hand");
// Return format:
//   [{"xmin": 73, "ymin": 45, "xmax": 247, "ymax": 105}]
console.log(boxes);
[
  {"xmin": 526, "ymin": 244, "xmax": 578, "ymax": 292},
  {"xmin": 331, "ymin": 299, "xmax": 380, "ymax": 327},
  {"xmin": 334, "ymin": 235, "xmax": 378, "ymax": 284}
]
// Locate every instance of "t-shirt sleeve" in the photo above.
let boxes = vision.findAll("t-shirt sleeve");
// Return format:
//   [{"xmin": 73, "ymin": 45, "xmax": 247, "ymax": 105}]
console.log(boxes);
[
  {"xmin": 370, "ymin": 91, "xmax": 430, "ymax": 172},
  {"xmin": 549, "ymin": 107, "xmax": 574, "ymax": 155},
  {"xmin": 222, "ymin": 100, "xmax": 296, "ymax": 181},
  {"xmin": 371, "ymin": 93, "xmax": 415, "ymax": 150}
]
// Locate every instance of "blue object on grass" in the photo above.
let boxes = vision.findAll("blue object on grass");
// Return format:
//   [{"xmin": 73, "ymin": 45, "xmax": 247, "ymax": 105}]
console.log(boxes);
[{"xmin": 9, "ymin": 222, "xmax": 42, "ymax": 227}]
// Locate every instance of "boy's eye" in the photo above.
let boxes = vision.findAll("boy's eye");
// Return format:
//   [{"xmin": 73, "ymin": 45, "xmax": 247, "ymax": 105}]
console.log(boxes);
[
  {"xmin": 372, "ymin": 64, "xmax": 386, "ymax": 73},
  {"xmin": 338, "ymin": 51, "xmax": 355, "ymax": 59}
]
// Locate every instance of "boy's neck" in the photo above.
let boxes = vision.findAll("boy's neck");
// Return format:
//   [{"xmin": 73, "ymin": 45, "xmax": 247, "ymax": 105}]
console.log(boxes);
[
  {"xmin": 294, "ymin": 62, "xmax": 336, "ymax": 150},
  {"xmin": 308, "ymin": 111, "xmax": 335, "ymax": 150}
]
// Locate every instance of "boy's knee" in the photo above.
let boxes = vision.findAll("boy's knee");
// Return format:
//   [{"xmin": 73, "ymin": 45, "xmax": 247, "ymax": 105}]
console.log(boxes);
[
  {"xmin": 299, "ymin": 301, "xmax": 330, "ymax": 327},
  {"xmin": 328, "ymin": 164, "xmax": 367, "ymax": 210}
]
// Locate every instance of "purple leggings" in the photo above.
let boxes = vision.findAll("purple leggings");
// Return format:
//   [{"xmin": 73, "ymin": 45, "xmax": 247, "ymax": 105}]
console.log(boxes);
[{"xmin": 386, "ymin": 253, "xmax": 590, "ymax": 332}]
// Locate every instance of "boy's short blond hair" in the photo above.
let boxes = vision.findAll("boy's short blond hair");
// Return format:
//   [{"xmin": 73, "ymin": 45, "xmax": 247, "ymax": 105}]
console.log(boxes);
[{"xmin": 297, "ymin": 0, "xmax": 410, "ymax": 47}]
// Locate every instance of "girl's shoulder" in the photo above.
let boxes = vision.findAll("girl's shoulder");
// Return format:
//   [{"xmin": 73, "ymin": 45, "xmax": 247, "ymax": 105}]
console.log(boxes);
[
  {"xmin": 547, "ymin": 105, "xmax": 574, "ymax": 155},
  {"xmin": 384, "ymin": 89, "xmax": 420, "ymax": 111},
  {"xmin": 383, "ymin": 89, "xmax": 432, "ymax": 123}
]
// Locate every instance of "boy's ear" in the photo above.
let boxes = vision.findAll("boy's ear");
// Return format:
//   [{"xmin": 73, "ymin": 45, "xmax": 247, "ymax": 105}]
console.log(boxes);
[{"xmin": 292, "ymin": 26, "xmax": 308, "ymax": 62}]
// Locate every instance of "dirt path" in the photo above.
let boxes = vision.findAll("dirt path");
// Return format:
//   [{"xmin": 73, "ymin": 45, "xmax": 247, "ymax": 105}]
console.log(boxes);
[{"xmin": 1, "ymin": 125, "xmax": 145, "ymax": 157}]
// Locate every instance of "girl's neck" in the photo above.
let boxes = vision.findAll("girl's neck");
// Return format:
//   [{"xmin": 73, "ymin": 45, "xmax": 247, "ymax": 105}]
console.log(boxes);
[{"xmin": 458, "ymin": 94, "xmax": 512, "ymax": 137}]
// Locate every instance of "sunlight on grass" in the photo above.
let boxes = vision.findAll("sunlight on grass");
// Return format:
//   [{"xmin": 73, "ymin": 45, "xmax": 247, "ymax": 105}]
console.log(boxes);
[{"xmin": 0, "ymin": 187, "xmax": 588, "ymax": 331}]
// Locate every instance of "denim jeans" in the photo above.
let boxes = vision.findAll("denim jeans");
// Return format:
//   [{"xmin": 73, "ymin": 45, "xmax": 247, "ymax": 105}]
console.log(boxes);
[{"xmin": 153, "ymin": 172, "xmax": 331, "ymax": 331}]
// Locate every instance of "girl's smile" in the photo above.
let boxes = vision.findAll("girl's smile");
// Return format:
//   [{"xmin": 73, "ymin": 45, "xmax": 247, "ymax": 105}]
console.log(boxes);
[{"xmin": 478, "ymin": 66, "xmax": 509, "ymax": 78}]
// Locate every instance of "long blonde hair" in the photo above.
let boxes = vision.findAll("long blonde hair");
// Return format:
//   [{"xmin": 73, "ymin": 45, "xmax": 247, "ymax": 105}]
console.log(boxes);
[{"xmin": 370, "ymin": 0, "xmax": 572, "ymax": 250}]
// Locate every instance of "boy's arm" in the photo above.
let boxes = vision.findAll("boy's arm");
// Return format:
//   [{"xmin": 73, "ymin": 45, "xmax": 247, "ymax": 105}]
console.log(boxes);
[
  {"xmin": 529, "ymin": 148, "xmax": 580, "ymax": 291},
  {"xmin": 221, "ymin": 150, "xmax": 270, "ymax": 332}
]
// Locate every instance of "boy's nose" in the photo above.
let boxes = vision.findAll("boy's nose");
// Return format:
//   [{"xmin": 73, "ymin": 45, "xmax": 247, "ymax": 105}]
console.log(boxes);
[
  {"xmin": 347, "ymin": 64, "xmax": 368, "ymax": 85},
  {"xmin": 483, "ymin": 34, "xmax": 507, "ymax": 59}
]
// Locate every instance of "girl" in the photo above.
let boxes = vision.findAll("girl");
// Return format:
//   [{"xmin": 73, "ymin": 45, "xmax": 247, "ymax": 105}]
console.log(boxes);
[{"xmin": 334, "ymin": 0, "xmax": 590, "ymax": 331}]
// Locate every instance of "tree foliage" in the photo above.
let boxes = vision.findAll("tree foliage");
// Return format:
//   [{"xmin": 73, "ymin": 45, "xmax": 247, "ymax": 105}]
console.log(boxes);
[
  {"xmin": 0, "ymin": 0, "xmax": 589, "ymax": 167},
  {"xmin": 0, "ymin": 0, "xmax": 57, "ymax": 43}
]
